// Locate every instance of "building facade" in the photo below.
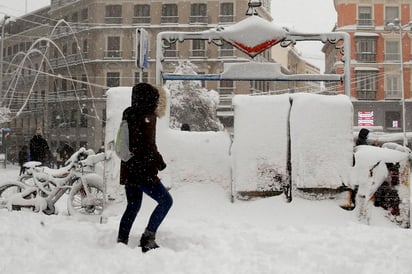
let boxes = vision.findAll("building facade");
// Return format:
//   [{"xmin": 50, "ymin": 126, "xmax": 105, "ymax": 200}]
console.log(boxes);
[
  {"xmin": 1, "ymin": 0, "xmax": 275, "ymax": 156},
  {"xmin": 325, "ymin": 0, "xmax": 412, "ymax": 135}
]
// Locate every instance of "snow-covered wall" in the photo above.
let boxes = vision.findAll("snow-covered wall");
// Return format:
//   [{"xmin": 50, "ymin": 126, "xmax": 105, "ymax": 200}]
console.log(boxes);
[
  {"xmin": 290, "ymin": 93, "xmax": 354, "ymax": 188},
  {"xmin": 104, "ymin": 87, "xmax": 231, "ymax": 196}
]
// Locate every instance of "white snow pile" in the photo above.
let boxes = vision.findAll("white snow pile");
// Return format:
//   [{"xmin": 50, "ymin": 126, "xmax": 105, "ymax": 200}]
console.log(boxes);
[{"xmin": 1, "ymin": 89, "xmax": 412, "ymax": 273}]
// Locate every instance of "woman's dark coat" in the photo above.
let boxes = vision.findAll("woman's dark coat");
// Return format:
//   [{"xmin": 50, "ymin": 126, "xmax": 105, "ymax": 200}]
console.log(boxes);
[
  {"xmin": 119, "ymin": 84, "xmax": 166, "ymax": 186},
  {"xmin": 29, "ymin": 135, "xmax": 50, "ymax": 163}
]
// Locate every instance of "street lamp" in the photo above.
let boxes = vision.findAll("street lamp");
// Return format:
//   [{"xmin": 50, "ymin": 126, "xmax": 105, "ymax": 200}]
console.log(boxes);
[
  {"xmin": 388, "ymin": 18, "xmax": 412, "ymax": 147},
  {"xmin": 0, "ymin": 15, "xmax": 10, "ymax": 101}
]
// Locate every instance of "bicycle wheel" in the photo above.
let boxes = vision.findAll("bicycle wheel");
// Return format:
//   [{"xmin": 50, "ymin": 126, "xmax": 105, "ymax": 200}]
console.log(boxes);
[
  {"xmin": 67, "ymin": 173, "xmax": 105, "ymax": 216},
  {"xmin": 0, "ymin": 181, "xmax": 33, "ymax": 211}
]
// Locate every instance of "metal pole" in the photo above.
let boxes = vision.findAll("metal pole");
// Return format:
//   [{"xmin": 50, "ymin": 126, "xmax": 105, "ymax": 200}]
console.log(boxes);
[
  {"xmin": 0, "ymin": 17, "xmax": 8, "ymax": 102},
  {"xmin": 399, "ymin": 26, "xmax": 407, "ymax": 147},
  {"xmin": 394, "ymin": 19, "xmax": 408, "ymax": 147}
]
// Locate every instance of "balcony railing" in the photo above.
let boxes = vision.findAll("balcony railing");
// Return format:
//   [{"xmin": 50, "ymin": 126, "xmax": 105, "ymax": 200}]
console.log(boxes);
[
  {"xmin": 356, "ymin": 52, "xmax": 376, "ymax": 63},
  {"xmin": 189, "ymin": 16, "xmax": 208, "ymax": 24},
  {"xmin": 50, "ymin": 53, "xmax": 88, "ymax": 69},
  {"xmin": 161, "ymin": 16, "xmax": 178, "ymax": 24},
  {"xmin": 385, "ymin": 53, "xmax": 400, "ymax": 62},
  {"xmin": 104, "ymin": 50, "xmax": 122, "ymax": 59},
  {"xmin": 132, "ymin": 17, "xmax": 151, "ymax": 24},
  {"xmin": 190, "ymin": 49, "xmax": 206, "ymax": 57},
  {"xmin": 385, "ymin": 91, "xmax": 402, "ymax": 99},
  {"xmin": 219, "ymin": 15, "xmax": 234, "ymax": 23},
  {"xmin": 105, "ymin": 17, "xmax": 122, "ymax": 24},
  {"xmin": 356, "ymin": 19, "xmax": 374, "ymax": 28},
  {"xmin": 357, "ymin": 90, "xmax": 376, "ymax": 100},
  {"xmin": 219, "ymin": 49, "xmax": 234, "ymax": 57},
  {"xmin": 163, "ymin": 50, "xmax": 178, "ymax": 58}
]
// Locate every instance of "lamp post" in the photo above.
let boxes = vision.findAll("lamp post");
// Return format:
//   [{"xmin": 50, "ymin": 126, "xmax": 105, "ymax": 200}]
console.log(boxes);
[
  {"xmin": 389, "ymin": 18, "xmax": 412, "ymax": 147},
  {"xmin": 0, "ymin": 15, "xmax": 10, "ymax": 101}
]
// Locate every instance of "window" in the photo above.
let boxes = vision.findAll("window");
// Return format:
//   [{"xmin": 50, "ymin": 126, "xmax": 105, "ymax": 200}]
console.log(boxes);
[
  {"xmin": 190, "ymin": 3, "xmax": 207, "ymax": 24},
  {"xmin": 191, "ymin": 40, "xmax": 206, "ymax": 57},
  {"xmin": 70, "ymin": 109, "xmax": 78, "ymax": 128},
  {"xmin": 82, "ymin": 39, "xmax": 88, "ymax": 53},
  {"xmin": 80, "ymin": 107, "xmax": 88, "ymax": 128},
  {"xmin": 71, "ymin": 42, "xmax": 77, "ymax": 55},
  {"xmin": 219, "ymin": 41, "xmax": 234, "ymax": 57},
  {"xmin": 62, "ymin": 79, "xmax": 67, "ymax": 91},
  {"xmin": 358, "ymin": 6, "xmax": 373, "ymax": 27},
  {"xmin": 220, "ymin": 3, "xmax": 234, "ymax": 23},
  {"xmin": 81, "ymin": 74, "xmax": 87, "ymax": 90},
  {"xmin": 134, "ymin": 72, "xmax": 149, "ymax": 84},
  {"xmin": 106, "ymin": 36, "xmax": 121, "ymax": 58},
  {"xmin": 385, "ymin": 74, "xmax": 401, "ymax": 99},
  {"xmin": 81, "ymin": 8, "xmax": 88, "ymax": 22},
  {"xmin": 356, "ymin": 71, "xmax": 377, "ymax": 99},
  {"xmin": 385, "ymin": 41, "xmax": 400, "ymax": 61},
  {"xmin": 220, "ymin": 80, "xmax": 234, "ymax": 91},
  {"xmin": 385, "ymin": 6, "xmax": 399, "ymax": 25},
  {"xmin": 105, "ymin": 5, "xmax": 122, "ymax": 24},
  {"xmin": 133, "ymin": 4, "xmax": 150, "ymax": 24},
  {"xmin": 161, "ymin": 4, "xmax": 178, "ymax": 23},
  {"xmin": 163, "ymin": 41, "xmax": 178, "ymax": 58},
  {"xmin": 52, "ymin": 111, "xmax": 59, "ymax": 128},
  {"xmin": 219, "ymin": 80, "xmax": 234, "ymax": 108},
  {"xmin": 62, "ymin": 43, "xmax": 67, "ymax": 56},
  {"xmin": 106, "ymin": 72, "xmax": 120, "ymax": 87},
  {"xmin": 385, "ymin": 111, "xmax": 401, "ymax": 129},
  {"xmin": 71, "ymin": 12, "xmax": 78, "ymax": 23},
  {"xmin": 356, "ymin": 38, "xmax": 376, "ymax": 62}
]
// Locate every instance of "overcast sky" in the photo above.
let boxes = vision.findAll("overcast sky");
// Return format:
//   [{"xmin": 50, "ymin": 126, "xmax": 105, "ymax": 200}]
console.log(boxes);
[{"xmin": 0, "ymin": 0, "xmax": 337, "ymax": 71}]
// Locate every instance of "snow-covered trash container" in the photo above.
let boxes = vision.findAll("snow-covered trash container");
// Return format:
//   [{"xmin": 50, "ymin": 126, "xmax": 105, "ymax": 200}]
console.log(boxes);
[
  {"xmin": 231, "ymin": 94, "xmax": 290, "ymax": 198},
  {"xmin": 353, "ymin": 145, "xmax": 410, "ymax": 228},
  {"xmin": 290, "ymin": 93, "xmax": 354, "ymax": 197}
]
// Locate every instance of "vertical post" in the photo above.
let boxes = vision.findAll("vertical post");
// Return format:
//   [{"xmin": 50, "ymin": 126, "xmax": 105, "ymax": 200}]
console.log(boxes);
[
  {"xmin": 393, "ymin": 18, "xmax": 408, "ymax": 147},
  {"xmin": 0, "ymin": 16, "xmax": 10, "ymax": 102},
  {"xmin": 136, "ymin": 28, "xmax": 149, "ymax": 83},
  {"xmin": 342, "ymin": 32, "xmax": 351, "ymax": 97},
  {"xmin": 399, "ymin": 26, "xmax": 407, "ymax": 147}
]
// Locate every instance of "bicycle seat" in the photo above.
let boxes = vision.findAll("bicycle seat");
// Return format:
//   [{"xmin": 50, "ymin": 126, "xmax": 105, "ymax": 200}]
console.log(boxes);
[{"xmin": 23, "ymin": 161, "xmax": 42, "ymax": 168}]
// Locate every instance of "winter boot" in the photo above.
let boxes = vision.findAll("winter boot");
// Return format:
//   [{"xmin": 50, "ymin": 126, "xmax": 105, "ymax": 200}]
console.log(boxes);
[
  {"xmin": 139, "ymin": 229, "xmax": 159, "ymax": 253},
  {"xmin": 117, "ymin": 237, "xmax": 128, "ymax": 245}
]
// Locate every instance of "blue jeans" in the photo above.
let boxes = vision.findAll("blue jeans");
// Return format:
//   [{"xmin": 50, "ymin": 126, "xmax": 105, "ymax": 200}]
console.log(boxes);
[{"xmin": 118, "ymin": 182, "xmax": 173, "ymax": 242}]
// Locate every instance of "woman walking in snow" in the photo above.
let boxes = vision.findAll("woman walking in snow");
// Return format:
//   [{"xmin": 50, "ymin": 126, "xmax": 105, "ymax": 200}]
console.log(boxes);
[{"xmin": 117, "ymin": 83, "xmax": 172, "ymax": 252}]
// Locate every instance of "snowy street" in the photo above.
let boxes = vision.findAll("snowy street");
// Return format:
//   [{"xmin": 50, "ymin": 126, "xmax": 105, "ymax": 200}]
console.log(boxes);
[{"xmin": 0, "ymin": 165, "xmax": 411, "ymax": 274}]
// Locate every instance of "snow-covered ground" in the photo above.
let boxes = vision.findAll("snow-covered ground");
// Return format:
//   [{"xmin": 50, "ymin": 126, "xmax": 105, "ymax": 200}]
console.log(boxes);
[{"xmin": 0, "ymin": 164, "xmax": 412, "ymax": 274}]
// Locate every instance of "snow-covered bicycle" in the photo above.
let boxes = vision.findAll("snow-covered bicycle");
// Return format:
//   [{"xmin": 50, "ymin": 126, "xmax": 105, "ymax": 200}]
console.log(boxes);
[{"xmin": 0, "ymin": 147, "xmax": 106, "ymax": 217}]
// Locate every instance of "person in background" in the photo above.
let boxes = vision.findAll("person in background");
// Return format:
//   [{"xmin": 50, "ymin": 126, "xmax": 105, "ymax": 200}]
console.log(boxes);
[
  {"xmin": 117, "ymin": 83, "xmax": 173, "ymax": 253},
  {"xmin": 18, "ymin": 145, "xmax": 29, "ymax": 175},
  {"xmin": 180, "ymin": 123, "xmax": 191, "ymax": 131},
  {"xmin": 356, "ymin": 128, "xmax": 370, "ymax": 146},
  {"xmin": 29, "ymin": 127, "xmax": 51, "ymax": 166},
  {"xmin": 61, "ymin": 142, "xmax": 75, "ymax": 163}
]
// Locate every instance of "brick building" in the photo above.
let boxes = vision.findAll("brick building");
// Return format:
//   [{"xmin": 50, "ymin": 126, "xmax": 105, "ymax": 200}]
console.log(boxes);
[
  {"xmin": 324, "ymin": 0, "xmax": 412, "ymax": 136},
  {"xmin": 1, "ymin": 0, "xmax": 275, "ymax": 154}
]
